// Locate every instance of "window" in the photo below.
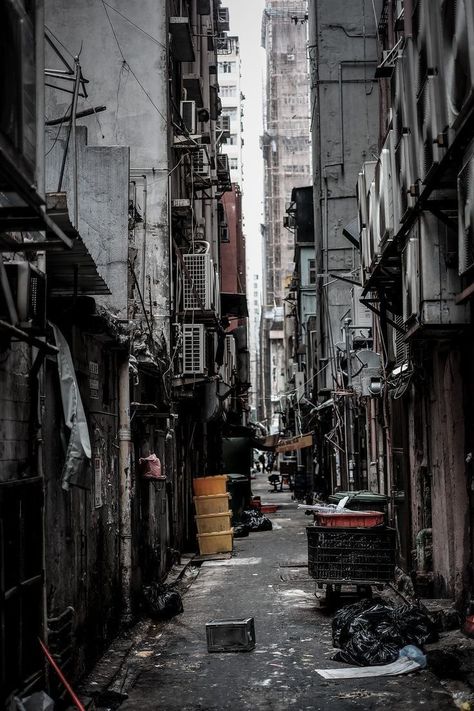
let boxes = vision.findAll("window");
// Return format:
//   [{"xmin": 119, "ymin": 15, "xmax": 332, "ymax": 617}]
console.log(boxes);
[
  {"xmin": 220, "ymin": 85, "xmax": 236, "ymax": 98},
  {"xmin": 220, "ymin": 61, "xmax": 236, "ymax": 74},
  {"xmin": 309, "ymin": 258, "xmax": 316, "ymax": 284},
  {"xmin": 230, "ymin": 157, "xmax": 239, "ymax": 170},
  {"xmin": 228, "ymin": 134, "xmax": 238, "ymax": 145},
  {"xmin": 223, "ymin": 107, "xmax": 238, "ymax": 121}
]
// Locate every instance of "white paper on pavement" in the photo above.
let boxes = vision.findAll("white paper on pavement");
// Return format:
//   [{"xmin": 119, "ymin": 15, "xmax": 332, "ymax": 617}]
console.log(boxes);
[{"xmin": 315, "ymin": 659, "xmax": 421, "ymax": 679}]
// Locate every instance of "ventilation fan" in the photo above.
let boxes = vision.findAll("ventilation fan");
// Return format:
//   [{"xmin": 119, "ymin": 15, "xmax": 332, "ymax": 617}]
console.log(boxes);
[{"xmin": 458, "ymin": 155, "xmax": 474, "ymax": 275}]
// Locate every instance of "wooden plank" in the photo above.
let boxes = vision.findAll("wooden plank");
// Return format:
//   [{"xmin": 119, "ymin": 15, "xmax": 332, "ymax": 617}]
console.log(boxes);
[{"xmin": 275, "ymin": 433, "xmax": 313, "ymax": 453}]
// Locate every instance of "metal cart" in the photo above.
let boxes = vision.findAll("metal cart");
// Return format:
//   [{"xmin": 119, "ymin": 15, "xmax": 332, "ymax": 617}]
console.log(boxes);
[{"xmin": 306, "ymin": 525, "xmax": 396, "ymax": 603}]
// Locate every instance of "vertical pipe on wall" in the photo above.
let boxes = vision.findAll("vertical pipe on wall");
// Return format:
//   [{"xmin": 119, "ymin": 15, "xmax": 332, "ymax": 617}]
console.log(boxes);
[{"xmin": 118, "ymin": 357, "xmax": 132, "ymax": 620}]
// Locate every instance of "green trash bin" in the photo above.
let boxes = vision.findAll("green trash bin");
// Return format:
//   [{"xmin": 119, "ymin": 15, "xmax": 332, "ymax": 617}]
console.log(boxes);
[
  {"xmin": 329, "ymin": 490, "xmax": 389, "ymax": 517},
  {"xmin": 226, "ymin": 473, "xmax": 250, "ymax": 522}
]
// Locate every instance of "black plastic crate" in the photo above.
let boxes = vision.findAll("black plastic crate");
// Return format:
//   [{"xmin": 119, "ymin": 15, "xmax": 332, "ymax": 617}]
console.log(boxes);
[{"xmin": 307, "ymin": 526, "xmax": 396, "ymax": 584}]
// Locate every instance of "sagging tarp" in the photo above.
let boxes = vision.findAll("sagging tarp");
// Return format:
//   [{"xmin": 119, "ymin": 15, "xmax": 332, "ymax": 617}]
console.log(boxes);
[{"xmin": 51, "ymin": 323, "xmax": 91, "ymax": 490}]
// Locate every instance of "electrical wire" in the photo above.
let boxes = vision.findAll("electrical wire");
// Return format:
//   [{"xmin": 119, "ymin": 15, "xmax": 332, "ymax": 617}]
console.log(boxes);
[
  {"xmin": 102, "ymin": 1, "xmax": 167, "ymax": 50},
  {"xmin": 100, "ymin": 0, "xmax": 167, "ymax": 125},
  {"xmin": 45, "ymin": 101, "xmax": 72, "ymax": 156}
]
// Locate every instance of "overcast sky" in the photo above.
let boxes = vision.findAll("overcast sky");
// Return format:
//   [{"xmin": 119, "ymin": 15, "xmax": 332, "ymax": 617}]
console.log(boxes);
[{"xmin": 225, "ymin": 0, "xmax": 266, "ymax": 282}]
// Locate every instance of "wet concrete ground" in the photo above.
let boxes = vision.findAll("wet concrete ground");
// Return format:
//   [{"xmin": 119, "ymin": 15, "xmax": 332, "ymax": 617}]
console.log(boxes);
[{"xmin": 85, "ymin": 475, "xmax": 457, "ymax": 710}]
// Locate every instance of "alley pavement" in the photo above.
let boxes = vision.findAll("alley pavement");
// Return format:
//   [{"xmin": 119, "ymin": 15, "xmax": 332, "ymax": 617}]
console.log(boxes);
[{"xmin": 93, "ymin": 474, "xmax": 456, "ymax": 710}]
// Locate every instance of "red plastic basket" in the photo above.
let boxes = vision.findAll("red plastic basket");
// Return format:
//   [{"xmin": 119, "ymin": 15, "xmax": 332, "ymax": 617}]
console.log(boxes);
[{"xmin": 315, "ymin": 511, "xmax": 384, "ymax": 528}]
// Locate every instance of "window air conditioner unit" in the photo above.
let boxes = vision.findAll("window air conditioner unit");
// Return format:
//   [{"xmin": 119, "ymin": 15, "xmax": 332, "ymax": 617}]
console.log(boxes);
[
  {"xmin": 182, "ymin": 323, "xmax": 206, "ymax": 374},
  {"xmin": 180, "ymin": 100, "xmax": 197, "ymax": 134},
  {"xmin": 192, "ymin": 147, "xmax": 211, "ymax": 178},
  {"xmin": 0, "ymin": 262, "xmax": 46, "ymax": 331},
  {"xmin": 0, "ymin": 0, "xmax": 36, "ymax": 185},
  {"xmin": 183, "ymin": 242, "xmax": 213, "ymax": 310}
]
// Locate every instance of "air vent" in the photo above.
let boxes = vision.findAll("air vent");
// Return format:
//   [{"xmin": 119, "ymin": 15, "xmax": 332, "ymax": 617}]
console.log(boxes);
[
  {"xmin": 182, "ymin": 323, "xmax": 205, "ymax": 374},
  {"xmin": 183, "ymin": 242, "xmax": 213, "ymax": 310},
  {"xmin": 192, "ymin": 148, "xmax": 211, "ymax": 178}
]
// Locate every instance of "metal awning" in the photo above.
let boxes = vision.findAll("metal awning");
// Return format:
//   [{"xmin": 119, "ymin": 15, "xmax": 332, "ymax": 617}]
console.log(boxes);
[
  {"xmin": 44, "ymin": 193, "xmax": 110, "ymax": 296},
  {"xmin": 169, "ymin": 17, "xmax": 195, "ymax": 62},
  {"xmin": 220, "ymin": 292, "xmax": 248, "ymax": 318},
  {"xmin": 342, "ymin": 218, "xmax": 360, "ymax": 249}
]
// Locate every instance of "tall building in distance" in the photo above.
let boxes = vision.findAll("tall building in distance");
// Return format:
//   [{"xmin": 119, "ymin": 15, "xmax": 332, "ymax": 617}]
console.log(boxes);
[
  {"xmin": 261, "ymin": 0, "xmax": 311, "ymax": 308},
  {"xmin": 218, "ymin": 35, "xmax": 243, "ymax": 186},
  {"xmin": 259, "ymin": 0, "xmax": 311, "ymax": 427}
]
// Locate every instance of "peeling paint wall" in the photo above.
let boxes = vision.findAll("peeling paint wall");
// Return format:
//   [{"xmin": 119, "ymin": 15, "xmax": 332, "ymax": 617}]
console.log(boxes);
[{"xmin": 43, "ymin": 330, "xmax": 122, "ymax": 679}]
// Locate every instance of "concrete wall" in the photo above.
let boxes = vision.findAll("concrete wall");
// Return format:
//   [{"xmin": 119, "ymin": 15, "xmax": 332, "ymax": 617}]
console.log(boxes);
[
  {"xmin": 45, "ymin": 0, "xmax": 170, "ymax": 346},
  {"xmin": 45, "ymin": 127, "xmax": 129, "ymax": 317},
  {"xmin": 309, "ymin": 0, "xmax": 381, "ymax": 375}
]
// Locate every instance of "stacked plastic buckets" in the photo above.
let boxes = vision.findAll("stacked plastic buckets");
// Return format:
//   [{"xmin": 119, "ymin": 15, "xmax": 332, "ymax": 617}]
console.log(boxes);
[{"xmin": 193, "ymin": 475, "xmax": 233, "ymax": 555}]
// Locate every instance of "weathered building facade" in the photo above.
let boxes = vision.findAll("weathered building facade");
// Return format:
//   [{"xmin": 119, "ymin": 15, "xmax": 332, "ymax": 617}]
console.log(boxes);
[
  {"xmin": 260, "ymin": 0, "xmax": 312, "ymax": 429},
  {"xmin": 282, "ymin": 0, "xmax": 474, "ymax": 610},
  {"xmin": 357, "ymin": 0, "xmax": 474, "ymax": 605},
  {"xmin": 0, "ymin": 1, "xmax": 249, "ymax": 705}
]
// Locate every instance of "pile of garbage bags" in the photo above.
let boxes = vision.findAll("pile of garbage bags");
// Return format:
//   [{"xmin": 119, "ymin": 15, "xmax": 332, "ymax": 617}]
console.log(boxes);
[
  {"xmin": 142, "ymin": 582, "xmax": 184, "ymax": 619},
  {"xmin": 332, "ymin": 598, "xmax": 438, "ymax": 666},
  {"xmin": 234, "ymin": 509, "xmax": 273, "ymax": 537}
]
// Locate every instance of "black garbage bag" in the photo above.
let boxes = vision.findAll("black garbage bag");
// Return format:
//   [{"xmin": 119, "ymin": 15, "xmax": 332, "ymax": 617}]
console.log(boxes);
[
  {"xmin": 394, "ymin": 603, "xmax": 439, "ymax": 645},
  {"xmin": 255, "ymin": 516, "xmax": 273, "ymax": 531},
  {"xmin": 333, "ymin": 624, "xmax": 402, "ymax": 666},
  {"xmin": 142, "ymin": 582, "xmax": 183, "ymax": 619},
  {"xmin": 333, "ymin": 602, "xmax": 403, "ymax": 666},
  {"xmin": 332, "ymin": 597, "xmax": 383, "ymax": 648},
  {"xmin": 240, "ymin": 509, "xmax": 273, "ymax": 532},
  {"xmin": 332, "ymin": 598, "xmax": 438, "ymax": 666},
  {"xmin": 233, "ymin": 523, "xmax": 250, "ymax": 538}
]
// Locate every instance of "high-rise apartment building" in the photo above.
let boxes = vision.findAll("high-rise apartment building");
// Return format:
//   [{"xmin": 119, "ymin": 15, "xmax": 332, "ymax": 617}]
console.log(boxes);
[
  {"xmin": 261, "ymin": 0, "xmax": 311, "ymax": 308},
  {"xmin": 260, "ymin": 0, "xmax": 311, "ymax": 425},
  {"xmin": 218, "ymin": 35, "xmax": 243, "ymax": 186}
]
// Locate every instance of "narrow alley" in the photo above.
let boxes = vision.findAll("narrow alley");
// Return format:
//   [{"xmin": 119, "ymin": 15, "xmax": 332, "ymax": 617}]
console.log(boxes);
[
  {"xmin": 78, "ymin": 476, "xmax": 462, "ymax": 710},
  {"xmin": 3, "ymin": 0, "xmax": 474, "ymax": 708}
]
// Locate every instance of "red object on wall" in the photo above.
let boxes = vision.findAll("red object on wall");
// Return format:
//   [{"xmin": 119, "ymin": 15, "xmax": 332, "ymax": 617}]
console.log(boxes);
[{"xmin": 139, "ymin": 453, "xmax": 165, "ymax": 480}]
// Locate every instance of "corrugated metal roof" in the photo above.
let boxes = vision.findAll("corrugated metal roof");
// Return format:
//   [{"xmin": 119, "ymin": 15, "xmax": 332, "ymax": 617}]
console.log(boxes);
[{"xmin": 45, "ymin": 193, "xmax": 110, "ymax": 296}]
